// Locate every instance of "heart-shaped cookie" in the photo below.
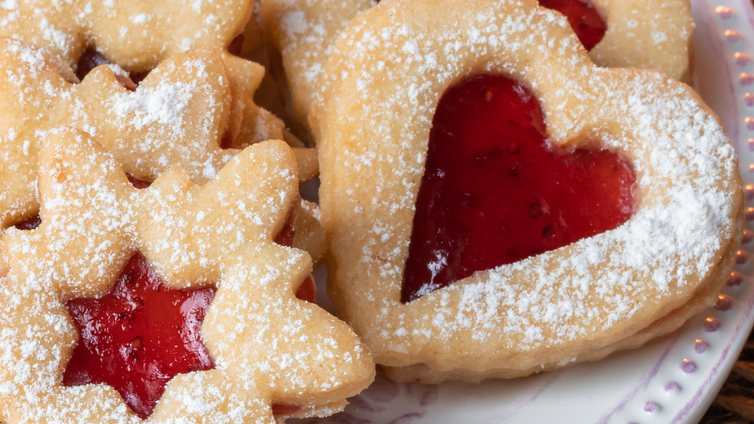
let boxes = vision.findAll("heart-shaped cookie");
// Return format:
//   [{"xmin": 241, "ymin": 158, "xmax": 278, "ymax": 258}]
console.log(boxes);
[{"xmin": 313, "ymin": 0, "xmax": 742, "ymax": 382}]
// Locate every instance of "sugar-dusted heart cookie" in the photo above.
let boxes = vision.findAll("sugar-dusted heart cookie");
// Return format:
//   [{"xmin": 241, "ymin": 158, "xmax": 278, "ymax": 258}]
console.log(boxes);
[
  {"xmin": 0, "ymin": 129, "xmax": 374, "ymax": 422},
  {"xmin": 263, "ymin": 0, "xmax": 692, "ymax": 134},
  {"xmin": 0, "ymin": 0, "xmax": 253, "ymax": 73},
  {"xmin": 313, "ymin": 0, "xmax": 742, "ymax": 382}
]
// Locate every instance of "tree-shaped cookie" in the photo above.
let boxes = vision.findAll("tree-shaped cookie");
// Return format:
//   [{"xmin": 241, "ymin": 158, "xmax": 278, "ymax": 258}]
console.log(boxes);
[
  {"xmin": 0, "ymin": 128, "xmax": 374, "ymax": 423},
  {"xmin": 0, "ymin": 38, "xmax": 317, "ymax": 230},
  {"xmin": 0, "ymin": 0, "xmax": 253, "ymax": 73}
]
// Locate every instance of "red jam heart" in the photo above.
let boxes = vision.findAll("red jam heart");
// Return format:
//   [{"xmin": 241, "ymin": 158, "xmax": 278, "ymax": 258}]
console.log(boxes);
[
  {"xmin": 539, "ymin": 0, "xmax": 606, "ymax": 51},
  {"xmin": 63, "ymin": 253, "xmax": 216, "ymax": 419},
  {"xmin": 401, "ymin": 74, "xmax": 636, "ymax": 303}
]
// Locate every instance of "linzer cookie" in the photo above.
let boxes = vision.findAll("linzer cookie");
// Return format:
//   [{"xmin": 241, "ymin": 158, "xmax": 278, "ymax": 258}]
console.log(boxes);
[
  {"xmin": 264, "ymin": 0, "xmax": 692, "ymax": 133},
  {"xmin": 0, "ymin": 0, "xmax": 252, "ymax": 73},
  {"xmin": 313, "ymin": 0, "xmax": 742, "ymax": 382},
  {"xmin": 0, "ymin": 129, "xmax": 374, "ymax": 422},
  {"xmin": 0, "ymin": 39, "xmax": 322, "ymax": 262}
]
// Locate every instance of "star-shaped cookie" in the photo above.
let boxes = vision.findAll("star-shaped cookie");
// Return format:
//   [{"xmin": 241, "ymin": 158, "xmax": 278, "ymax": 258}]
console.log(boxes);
[{"xmin": 0, "ymin": 128, "xmax": 374, "ymax": 422}]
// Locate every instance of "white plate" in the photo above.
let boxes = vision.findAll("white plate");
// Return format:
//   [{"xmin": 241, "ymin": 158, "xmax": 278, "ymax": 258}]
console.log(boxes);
[{"xmin": 296, "ymin": 1, "xmax": 754, "ymax": 423}]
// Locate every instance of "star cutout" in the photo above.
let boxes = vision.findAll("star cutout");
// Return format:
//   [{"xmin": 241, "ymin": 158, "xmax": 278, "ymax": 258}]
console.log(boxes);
[
  {"xmin": 0, "ymin": 129, "xmax": 373, "ymax": 423},
  {"xmin": 63, "ymin": 253, "xmax": 216, "ymax": 419}
]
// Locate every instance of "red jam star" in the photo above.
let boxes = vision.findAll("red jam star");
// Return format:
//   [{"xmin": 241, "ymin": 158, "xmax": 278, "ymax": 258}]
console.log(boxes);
[{"xmin": 63, "ymin": 253, "xmax": 216, "ymax": 419}]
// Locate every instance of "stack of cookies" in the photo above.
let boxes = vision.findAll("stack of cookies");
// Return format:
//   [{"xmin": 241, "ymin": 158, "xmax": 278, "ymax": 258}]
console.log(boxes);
[{"xmin": 0, "ymin": 0, "xmax": 743, "ymax": 422}]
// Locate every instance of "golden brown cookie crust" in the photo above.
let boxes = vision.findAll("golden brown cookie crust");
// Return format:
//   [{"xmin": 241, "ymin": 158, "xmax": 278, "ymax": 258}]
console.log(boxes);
[
  {"xmin": 589, "ymin": 0, "xmax": 693, "ymax": 83},
  {"xmin": 384, "ymin": 228, "xmax": 742, "ymax": 383},
  {"xmin": 0, "ymin": 130, "xmax": 374, "ymax": 423},
  {"xmin": 314, "ymin": 0, "xmax": 742, "ymax": 381},
  {"xmin": 262, "ymin": 0, "xmax": 373, "ymax": 134}
]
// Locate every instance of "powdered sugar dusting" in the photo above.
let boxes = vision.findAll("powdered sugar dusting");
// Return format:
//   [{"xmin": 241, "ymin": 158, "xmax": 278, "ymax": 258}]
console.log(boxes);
[
  {"xmin": 317, "ymin": 0, "xmax": 741, "ymax": 372},
  {"xmin": 265, "ymin": 0, "xmax": 692, "ymax": 129},
  {"xmin": 0, "ymin": 0, "xmax": 253, "ymax": 71},
  {"xmin": 262, "ymin": 0, "xmax": 376, "ymax": 128},
  {"xmin": 0, "ymin": 40, "xmax": 281, "ymax": 230},
  {"xmin": 109, "ymin": 83, "xmax": 194, "ymax": 132},
  {"xmin": 0, "ymin": 133, "xmax": 373, "ymax": 422},
  {"xmin": 589, "ymin": 0, "xmax": 693, "ymax": 81}
]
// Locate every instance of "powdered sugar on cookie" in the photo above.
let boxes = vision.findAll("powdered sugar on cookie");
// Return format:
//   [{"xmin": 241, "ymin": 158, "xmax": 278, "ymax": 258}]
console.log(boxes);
[
  {"xmin": 315, "ymin": 0, "xmax": 742, "ymax": 378},
  {"xmin": 0, "ymin": 39, "xmax": 289, "ymax": 230},
  {"xmin": 0, "ymin": 0, "xmax": 253, "ymax": 72},
  {"xmin": 265, "ymin": 0, "xmax": 692, "ymax": 134},
  {"xmin": 0, "ymin": 131, "xmax": 374, "ymax": 422}
]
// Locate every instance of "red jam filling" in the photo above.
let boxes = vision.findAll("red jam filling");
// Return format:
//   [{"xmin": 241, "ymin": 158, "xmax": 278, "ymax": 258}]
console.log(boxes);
[
  {"xmin": 273, "ymin": 203, "xmax": 297, "ymax": 248},
  {"xmin": 538, "ymin": 0, "xmax": 606, "ymax": 51},
  {"xmin": 228, "ymin": 34, "xmax": 245, "ymax": 56},
  {"xmin": 76, "ymin": 49, "xmax": 147, "ymax": 89},
  {"xmin": 13, "ymin": 214, "xmax": 41, "ymax": 230},
  {"xmin": 63, "ymin": 254, "xmax": 313, "ymax": 418},
  {"xmin": 62, "ymin": 196, "xmax": 313, "ymax": 417},
  {"xmin": 14, "ymin": 174, "xmax": 151, "ymax": 231},
  {"xmin": 63, "ymin": 253, "xmax": 216, "ymax": 419},
  {"xmin": 401, "ymin": 74, "xmax": 636, "ymax": 303},
  {"xmin": 296, "ymin": 276, "xmax": 316, "ymax": 304},
  {"xmin": 126, "ymin": 174, "xmax": 153, "ymax": 189},
  {"xmin": 273, "ymin": 200, "xmax": 317, "ymax": 304},
  {"xmin": 271, "ymin": 404, "xmax": 302, "ymax": 416}
]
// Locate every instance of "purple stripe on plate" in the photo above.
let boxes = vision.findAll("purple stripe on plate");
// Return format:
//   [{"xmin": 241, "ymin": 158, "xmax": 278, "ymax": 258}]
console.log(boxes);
[
  {"xmin": 744, "ymin": 0, "xmax": 754, "ymax": 30},
  {"xmin": 671, "ymin": 288, "xmax": 754, "ymax": 423},
  {"xmin": 492, "ymin": 372, "xmax": 562, "ymax": 422},
  {"xmin": 595, "ymin": 332, "xmax": 682, "ymax": 424}
]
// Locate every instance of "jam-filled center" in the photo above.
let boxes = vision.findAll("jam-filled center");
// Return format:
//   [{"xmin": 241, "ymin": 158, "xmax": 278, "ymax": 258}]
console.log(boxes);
[
  {"xmin": 401, "ymin": 74, "xmax": 636, "ymax": 303},
  {"xmin": 63, "ymin": 251, "xmax": 312, "ymax": 418},
  {"xmin": 63, "ymin": 253, "xmax": 217, "ymax": 419},
  {"xmin": 539, "ymin": 0, "xmax": 606, "ymax": 51},
  {"xmin": 62, "ymin": 197, "xmax": 313, "ymax": 417}
]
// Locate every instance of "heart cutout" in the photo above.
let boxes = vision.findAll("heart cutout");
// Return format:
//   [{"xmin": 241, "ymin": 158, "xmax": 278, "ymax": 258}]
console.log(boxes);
[{"xmin": 402, "ymin": 74, "xmax": 636, "ymax": 303}]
